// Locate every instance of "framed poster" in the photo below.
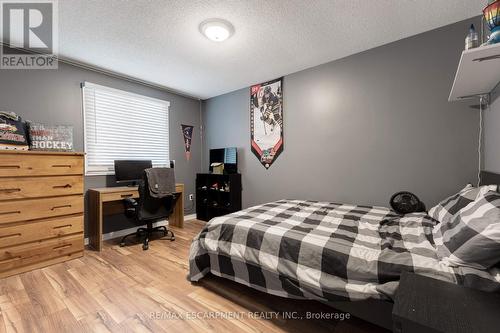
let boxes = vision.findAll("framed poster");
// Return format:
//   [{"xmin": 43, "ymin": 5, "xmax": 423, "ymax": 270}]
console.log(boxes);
[
  {"xmin": 28, "ymin": 123, "xmax": 74, "ymax": 151},
  {"xmin": 250, "ymin": 77, "xmax": 283, "ymax": 169}
]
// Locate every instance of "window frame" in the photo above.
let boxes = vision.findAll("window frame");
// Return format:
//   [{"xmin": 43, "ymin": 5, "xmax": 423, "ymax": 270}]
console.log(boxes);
[{"xmin": 82, "ymin": 81, "xmax": 170, "ymax": 176}]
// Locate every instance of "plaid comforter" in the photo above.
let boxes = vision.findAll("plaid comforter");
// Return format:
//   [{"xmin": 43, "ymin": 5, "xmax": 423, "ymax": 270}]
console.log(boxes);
[{"xmin": 189, "ymin": 200, "xmax": 500, "ymax": 301}]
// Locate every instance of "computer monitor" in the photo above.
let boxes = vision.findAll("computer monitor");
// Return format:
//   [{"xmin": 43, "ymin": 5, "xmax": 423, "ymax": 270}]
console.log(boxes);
[{"xmin": 114, "ymin": 160, "xmax": 152, "ymax": 185}]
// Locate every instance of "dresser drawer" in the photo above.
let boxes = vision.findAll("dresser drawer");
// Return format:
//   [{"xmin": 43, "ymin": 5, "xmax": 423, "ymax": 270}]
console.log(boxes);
[
  {"xmin": 0, "ymin": 195, "xmax": 83, "ymax": 224},
  {"xmin": 0, "ymin": 215, "xmax": 83, "ymax": 248},
  {"xmin": 0, "ymin": 154, "xmax": 83, "ymax": 177},
  {"xmin": 0, "ymin": 234, "xmax": 83, "ymax": 273},
  {"xmin": 0, "ymin": 176, "xmax": 83, "ymax": 200}
]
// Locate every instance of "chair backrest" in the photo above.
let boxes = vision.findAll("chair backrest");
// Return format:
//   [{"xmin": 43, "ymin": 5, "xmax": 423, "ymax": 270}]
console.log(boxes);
[{"xmin": 136, "ymin": 168, "xmax": 176, "ymax": 221}]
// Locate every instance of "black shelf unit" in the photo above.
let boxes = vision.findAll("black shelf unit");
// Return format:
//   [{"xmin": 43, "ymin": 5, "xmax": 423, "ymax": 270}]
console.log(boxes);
[{"xmin": 196, "ymin": 173, "xmax": 242, "ymax": 222}]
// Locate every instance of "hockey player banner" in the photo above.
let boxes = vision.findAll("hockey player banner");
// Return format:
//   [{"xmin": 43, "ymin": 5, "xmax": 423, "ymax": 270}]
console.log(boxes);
[
  {"xmin": 181, "ymin": 124, "xmax": 194, "ymax": 161},
  {"xmin": 250, "ymin": 77, "xmax": 283, "ymax": 169}
]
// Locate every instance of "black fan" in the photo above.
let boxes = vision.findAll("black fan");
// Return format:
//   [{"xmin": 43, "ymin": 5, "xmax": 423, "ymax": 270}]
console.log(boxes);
[{"xmin": 390, "ymin": 191, "xmax": 426, "ymax": 215}]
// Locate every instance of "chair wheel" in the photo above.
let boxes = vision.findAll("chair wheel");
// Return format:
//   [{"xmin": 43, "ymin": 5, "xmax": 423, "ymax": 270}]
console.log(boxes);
[
  {"xmin": 170, "ymin": 236, "xmax": 175, "ymax": 241},
  {"xmin": 142, "ymin": 244, "xmax": 149, "ymax": 250},
  {"xmin": 120, "ymin": 242, "xmax": 125, "ymax": 247}
]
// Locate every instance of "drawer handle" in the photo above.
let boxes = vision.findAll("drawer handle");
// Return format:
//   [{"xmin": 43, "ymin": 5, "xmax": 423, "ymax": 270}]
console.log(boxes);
[
  {"xmin": 53, "ymin": 244, "xmax": 72, "ymax": 251},
  {"xmin": 53, "ymin": 184, "xmax": 72, "ymax": 189},
  {"xmin": 121, "ymin": 194, "xmax": 133, "ymax": 198},
  {"xmin": 0, "ymin": 210, "xmax": 21, "ymax": 216},
  {"xmin": 0, "ymin": 233, "xmax": 21, "ymax": 239},
  {"xmin": 53, "ymin": 224, "xmax": 72, "ymax": 230},
  {"xmin": 0, "ymin": 188, "xmax": 21, "ymax": 193},
  {"xmin": 0, "ymin": 256, "xmax": 21, "ymax": 264},
  {"xmin": 0, "ymin": 165, "xmax": 20, "ymax": 169},
  {"xmin": 51, "ymin": 164, "xmax": 72, "ymax": 168},
  {"xmin": 51, "ymin": 205, "xmax": 72, "ymax": 211}
]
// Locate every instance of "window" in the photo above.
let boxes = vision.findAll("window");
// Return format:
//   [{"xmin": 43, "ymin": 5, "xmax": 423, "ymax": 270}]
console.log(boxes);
[{"xmin": 82, "ymin": 82, "xmax": 170, "ymax": 176}]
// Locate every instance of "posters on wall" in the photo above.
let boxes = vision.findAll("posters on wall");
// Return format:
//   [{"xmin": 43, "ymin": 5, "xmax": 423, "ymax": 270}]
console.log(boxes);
[
  {"xmin": 250, "ymin": 77, "xmax": 283, "ymax": 169},
  {"xmin": 181, "ymin": 124, "xmax": 194, "ymax": 161}
]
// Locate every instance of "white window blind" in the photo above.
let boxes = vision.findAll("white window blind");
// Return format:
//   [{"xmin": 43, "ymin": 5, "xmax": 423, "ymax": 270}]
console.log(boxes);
[
  {"xmin": 224, "ymin": 148, "xmax": 237, "ymax": 164},
  {"xmin": 82, "ymin": 82, "xmax": 170, "ymax": 176}
]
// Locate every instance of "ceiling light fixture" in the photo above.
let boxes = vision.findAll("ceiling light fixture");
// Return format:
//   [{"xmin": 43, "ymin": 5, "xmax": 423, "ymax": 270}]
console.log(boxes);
[{"xmin": 199, "ymin": 19, "xmax": 234, "ymax": 42}]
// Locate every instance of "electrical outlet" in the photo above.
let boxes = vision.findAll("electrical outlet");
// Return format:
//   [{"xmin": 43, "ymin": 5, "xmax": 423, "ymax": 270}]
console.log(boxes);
[{"xmin": 189, "ymin": 194, "xmax": 194, "ymax": 201}]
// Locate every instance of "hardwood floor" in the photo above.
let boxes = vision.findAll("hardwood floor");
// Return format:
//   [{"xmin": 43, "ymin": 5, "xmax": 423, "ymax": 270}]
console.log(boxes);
[{"xmin": 0, "ymin": 220, "xmax": 388, "ymax": 333}]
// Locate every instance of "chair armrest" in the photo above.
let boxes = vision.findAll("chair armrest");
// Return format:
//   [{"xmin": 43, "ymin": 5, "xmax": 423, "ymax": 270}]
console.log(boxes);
[
  {"xmin": 123, "ymin": 197, "xmax": 138, "ymax": 207},
  {"xmin": 123, "ymin": 197, "xmax": 138, "ymax": 218}
]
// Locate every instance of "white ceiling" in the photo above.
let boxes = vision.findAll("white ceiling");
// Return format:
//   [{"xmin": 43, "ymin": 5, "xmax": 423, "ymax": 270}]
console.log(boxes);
[{"xmin": 59, "ymin": 0, "xmax": 484, "ymax": 99}]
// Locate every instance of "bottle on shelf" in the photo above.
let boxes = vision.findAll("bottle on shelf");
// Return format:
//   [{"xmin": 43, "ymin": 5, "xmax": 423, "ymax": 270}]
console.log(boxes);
[{"xmin": 465, "ymin": 24, "xmax": 479, "ymax": 50}]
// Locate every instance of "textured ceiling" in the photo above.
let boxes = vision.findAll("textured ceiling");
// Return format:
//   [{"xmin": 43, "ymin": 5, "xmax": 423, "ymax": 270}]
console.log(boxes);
[{"xmin": 58, "ymin": 0, "xmax": 484, "ymax": 99}]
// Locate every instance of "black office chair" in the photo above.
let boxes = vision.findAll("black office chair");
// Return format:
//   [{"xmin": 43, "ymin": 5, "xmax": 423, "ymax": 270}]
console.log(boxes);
[{"xmin": 119, "ymin": 168, "xmax": 177, "ymax": 250}]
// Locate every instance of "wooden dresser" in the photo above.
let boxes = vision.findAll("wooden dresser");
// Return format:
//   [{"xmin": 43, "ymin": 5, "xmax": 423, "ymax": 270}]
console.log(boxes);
[{"xmin": 0, "ymin": 150, "xmax": 84, "ymax": 278}]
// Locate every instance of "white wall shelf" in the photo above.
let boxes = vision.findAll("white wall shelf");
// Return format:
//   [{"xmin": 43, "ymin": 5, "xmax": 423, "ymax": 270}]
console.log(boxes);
[{"xmin": 449, "ymin": 43, "xmax": 500, "ymax": 101}]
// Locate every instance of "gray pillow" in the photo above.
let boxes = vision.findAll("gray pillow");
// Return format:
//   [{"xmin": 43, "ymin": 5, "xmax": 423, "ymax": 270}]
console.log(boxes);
[
  {"xmin": 434, "ymin": 189, "xmax": 500, "ymax": 269},
  {"xmin": 428, "ymin": 184, "xmax": 481, "ymax": 224}
]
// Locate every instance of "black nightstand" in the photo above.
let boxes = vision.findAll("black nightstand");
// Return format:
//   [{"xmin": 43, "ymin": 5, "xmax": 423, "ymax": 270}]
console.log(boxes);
[{"xmin": 393, "ymin": 271, "xmax": 500, "ymax": 333}]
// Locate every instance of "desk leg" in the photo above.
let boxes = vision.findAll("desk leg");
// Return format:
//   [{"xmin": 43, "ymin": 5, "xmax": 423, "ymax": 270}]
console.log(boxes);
[
  {"xmin": 170, "ymin": 185, "xmax": 184, "ymax": 228},
  {"xmin": 88, "ymin": 190, "xmax": 103, "ymax": 251}
]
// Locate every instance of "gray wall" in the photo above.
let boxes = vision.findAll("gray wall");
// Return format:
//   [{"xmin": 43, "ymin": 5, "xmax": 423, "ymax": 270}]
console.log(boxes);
[
  {"xmin": 0, "ymin": 61, "xmax": 201, "ymax": 234},
  {"xmin": 202, "ymin": 17, "xmax": 481, "ymax": 209},
  {"xmin": 484, "ymin": 86, "xmax": 500, "ymax": 173}
]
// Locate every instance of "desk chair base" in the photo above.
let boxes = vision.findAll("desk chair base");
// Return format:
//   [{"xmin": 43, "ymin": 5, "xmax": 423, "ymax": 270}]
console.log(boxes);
[{"xmin": 119, "ymin": 225, "xmax": 175, "ymax": 250}]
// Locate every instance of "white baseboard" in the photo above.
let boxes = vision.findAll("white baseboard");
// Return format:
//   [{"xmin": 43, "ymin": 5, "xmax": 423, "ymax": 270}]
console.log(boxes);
[{"xmin": 84, "ymin": 214, "xmax": 197, "ymax": 246}]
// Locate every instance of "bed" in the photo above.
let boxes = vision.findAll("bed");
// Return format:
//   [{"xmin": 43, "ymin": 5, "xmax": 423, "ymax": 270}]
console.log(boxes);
[{"xmin": 189, "ymin": 178, "xmax": 500, "ymax": 329}]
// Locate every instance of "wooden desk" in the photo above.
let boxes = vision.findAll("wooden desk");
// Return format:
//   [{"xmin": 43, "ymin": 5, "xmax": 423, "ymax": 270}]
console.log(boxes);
[{"xmin": 88, "ymin": 184, "xmax": 184, "ymax": 251}]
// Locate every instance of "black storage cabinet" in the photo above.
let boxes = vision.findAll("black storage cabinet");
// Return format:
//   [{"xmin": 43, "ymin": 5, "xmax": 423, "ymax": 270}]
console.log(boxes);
[{"xmin": 196, "ymin": 173, "xmax": 242, "ymax": 222}]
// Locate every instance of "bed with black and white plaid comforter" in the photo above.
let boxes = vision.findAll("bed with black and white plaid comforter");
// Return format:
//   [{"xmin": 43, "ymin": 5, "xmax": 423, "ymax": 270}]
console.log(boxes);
[{"xmin": 189, "ymin": 200, "xmax": 500, "ymax": 302}]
